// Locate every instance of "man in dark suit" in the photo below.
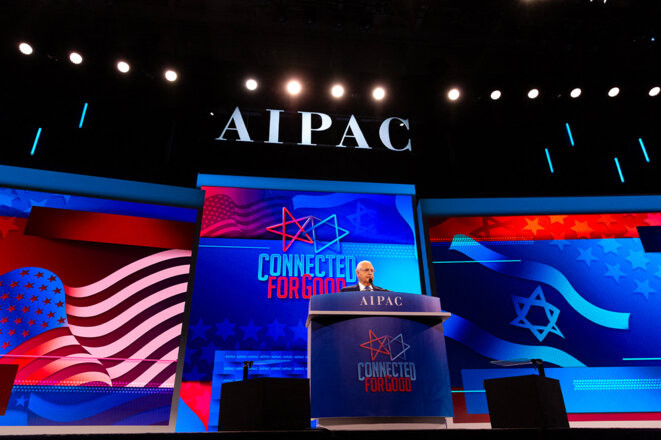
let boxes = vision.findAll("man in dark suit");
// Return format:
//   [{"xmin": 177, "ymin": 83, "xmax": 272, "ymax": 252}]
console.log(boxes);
[{"xmin": 340, "ymin": 260, "xmax": 388, "ymax": 292}]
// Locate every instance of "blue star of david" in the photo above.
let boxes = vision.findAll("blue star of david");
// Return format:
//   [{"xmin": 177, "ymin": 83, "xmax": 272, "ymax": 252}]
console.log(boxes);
[
  {"xmin": 304, "ymin": 214, "xmax": 349, "ymax": 253},
  {"xmin": 388, "ymin": 333, "xmax": 410, "ymax": 361},
  {"xmin": 510, "ymin": 286, "xmax": 564, "ymax": 342},
  {"xmin": 347, "ymin": 202, "xmax": 377, "ymax": 234}
]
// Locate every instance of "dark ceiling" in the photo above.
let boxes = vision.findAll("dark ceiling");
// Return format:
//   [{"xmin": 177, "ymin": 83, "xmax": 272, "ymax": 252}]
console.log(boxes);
[{"xmin": 1, "ymin": 1, "xmax": 660, "ymax": 197}]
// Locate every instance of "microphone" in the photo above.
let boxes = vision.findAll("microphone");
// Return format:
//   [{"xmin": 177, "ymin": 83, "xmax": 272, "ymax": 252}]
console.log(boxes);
[{"xmin": 368, "ymin": 276, "xmax": 374, "ymax": 285}]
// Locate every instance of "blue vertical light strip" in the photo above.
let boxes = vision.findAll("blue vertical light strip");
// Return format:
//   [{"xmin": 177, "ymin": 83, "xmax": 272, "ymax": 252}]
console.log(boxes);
[
  {"xmin": 78, "ymin": 102, "xmax": 88, "ymax": 129},
  {"xmin": 639, "ymin": 138, "xmax": 650, "ymax": 163},
  {"xmin": 30, "ymin": 127, "xmax": 42, "ymax": 156},
  {"xmin": 565, "ymin": 122, "xmax": 575, "ymax": 147},
  {"xmin": 545, "ymin": 148, "xmax": 554, "ymax": 173},
  {"xmin": 614, "ymin": 157, "xmax": 625, "ymax": 183}
]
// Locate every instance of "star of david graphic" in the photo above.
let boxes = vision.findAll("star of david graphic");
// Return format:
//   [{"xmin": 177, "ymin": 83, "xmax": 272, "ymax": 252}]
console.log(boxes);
[
  {"xmin": 265, "ymin": 207, "xmax": 314, "ymax": 252},
  {"xmin": 360, "ymin": 329, "xmax": 390, "ymax": 361},
  {"xmin": 304, "ymin": 214, "xmax": 350, "ymax": 253},
  {"xmin": 388, "ymin": 333, "xmax": 410, "ymax": 361},
  {"xmin": 347, "ymin": 202, "xmax": 377, "ymax": 235},
  {"xmin": 510, "ymin": 286, "xmax": 564, "ymax": 342}
]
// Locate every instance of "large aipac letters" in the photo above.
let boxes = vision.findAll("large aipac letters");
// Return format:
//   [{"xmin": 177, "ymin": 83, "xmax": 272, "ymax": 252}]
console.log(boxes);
[{"xmin": 216, "ymin": 106, "xmax": 412, "ymax": 152}]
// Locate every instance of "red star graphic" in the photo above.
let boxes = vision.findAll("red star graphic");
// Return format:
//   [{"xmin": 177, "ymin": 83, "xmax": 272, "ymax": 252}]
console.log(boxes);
[
  {"xmin": 28, "ymin": 319, "xmax": 35, "ymax": 326},
  {"xmin": 24, "ymin": 282, "xmax": 34, "ymax": 289},
  {"xmin": 0, "ymin": 317, "xmax": 7, "ymax": 324},
  {"xmin": 30, "ymin": 295, "xmax": 38, "ymax": 302},
  {"xmin": 40, "ymin": 321, "xmax": 48, "ymax": 328},
  {"xmin": 1, "ymin": 293, "xmax": 8, "ymax": 300},
  {"xmin": 39, "ymin": 285, "xmax": 48, "ymax": 292},
  {"xmin": 359, "ymin": 330, "xmax": 390, "ymax": 361},
  {"xmin": 2, "ymin": 342, "xmax": 10, "ymax": 350},
  {"xmin": 14, "ymin": 317, "xmax": 22, "ymax": 324},
  {"xmin": 57, "ymin": 317, "xmax": 65, "ymax": 324},
  {"xmin": 266, "ymin": 207, "xmax": 314, "ymax": 252},
  {"xmin": 0, "ymin": 217, "xmax": 20, "ymax": 238},
  {"xmin": 16, "ymin": 293, "xmax": 24, "ymax": 301},
  {"xmin": 22, "ymin": 330, "xmax": 29, "ymax": 337},
  {"xmin": 48, "ymin": 276, "xmax": 56, "ymax": 282},
  {"xmin": 53, "ymin": 288, "xmax": 61, "ymax": 294},
  {"xmin": 56, "ymin": 301, "xmax": 64, "ymax": 308},
  {"xmin": 21, "ymin": 306, "xmax": 29, "ymax": 313},
  {"xmin": 35, "ymin": 308, "xmax": 43, "ymax": 315},
  {"xmin": 43, "ymin": 298, "xmax": 51, "ymax": 305},
  {"xmin": 9, "ymin": 281, "xmax": 18, "ymax": 288},
  {"xmin": 7, "ymin": 305, "xmax": 15, "ymax": 312},
  {"xmin": 19, "ymin": 269, "xmax": 29, "ymax": 276},
  {"xmin": 35, "ymin": 272, "xmax": 44, "ymax": 278},
  {"xmin": 47, "ymin": 311, "xmax": 55, "ymax": 318},
  {"xmin": 8, "ymin": 329, "xmax": 15, "ymax": 336}
]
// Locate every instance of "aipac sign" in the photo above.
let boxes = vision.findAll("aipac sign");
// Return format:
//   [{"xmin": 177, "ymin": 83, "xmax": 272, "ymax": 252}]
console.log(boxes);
[{"xmin": 216, "ymin": 106, "xmax": 412, "ymax": 152}]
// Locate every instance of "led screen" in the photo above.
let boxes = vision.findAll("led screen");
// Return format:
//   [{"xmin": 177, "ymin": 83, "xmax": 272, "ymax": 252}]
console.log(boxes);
[
  {"xmin": 177, "ymin": 176, "xmax": 422, "ymax": 431},
  {"xmin": 423, "ymin": 197, "xmax": 661, "ymax": 423},
  {"xmin": 0, "ymin": 167, "xmax": 201, "ymax": 431}
]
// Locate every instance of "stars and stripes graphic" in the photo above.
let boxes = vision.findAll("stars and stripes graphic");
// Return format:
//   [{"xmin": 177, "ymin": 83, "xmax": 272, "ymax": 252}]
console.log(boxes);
[
  {"xmin": 200, "ymin": 193, "xmax": 289, "ymax": 238},
  {"xmin": 1, "ymin": 249, "xmax": 191, "ymax": 388}
]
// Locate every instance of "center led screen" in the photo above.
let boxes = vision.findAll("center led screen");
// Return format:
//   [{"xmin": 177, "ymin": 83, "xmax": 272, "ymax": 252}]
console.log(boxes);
[
  {"xmin": 177, "ymin": 177, "xmax": 422, "ymax": 431},
  {"xmin": 424, "ymin": 200, "xmax": 661, "ymax": 423}
]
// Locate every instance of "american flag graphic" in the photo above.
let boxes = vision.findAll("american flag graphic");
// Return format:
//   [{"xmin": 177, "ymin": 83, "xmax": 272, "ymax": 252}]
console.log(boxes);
[
  {"xmin": 0, "ymin": 249, "xmax": 190, "ymax": 388},
  {"xmin": 200, "ymin": 193, "xmax": 288, "ymax": 238}
]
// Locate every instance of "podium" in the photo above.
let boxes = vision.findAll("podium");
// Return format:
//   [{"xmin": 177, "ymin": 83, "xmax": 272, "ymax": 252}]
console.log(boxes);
[{"xmin": 307, "ymin": 291, "xmax": 453, "ymax": 429}]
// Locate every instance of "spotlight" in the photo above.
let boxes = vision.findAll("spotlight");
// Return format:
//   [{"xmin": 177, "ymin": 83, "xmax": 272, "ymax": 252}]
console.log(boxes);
[
  {"xmin": 447, "ymin": 88, "xmax": 461, "ymax": 101},
  {"xmin": 608, "ymin": 87, "xmax": 620, "ymax": 97},
  {"xmin": 331, "ymin": 84, "xmax": 345, "ymax": 98},
  {"xmin": 372, "ymin": 86, "xmax": 386, "ymax": 101},
  {"xmin": 490, "ymin": 90, "xmax": 502, "ymax": 100},
  {"xmin": 528, "ymin": 88, "xmax": 539, "ymax": 99},
  {"xmin": 18, "ymin": 42, "xmax": 33, "ymax": 55},
  {"xmin": 164, "ymin": 69, "xmax": 178, "ymax": 82},
  {"xmin": 69, "ymin": 51, "xmax": 83, "ymax": 65},
  {"xmin": 286, "ymin": 79, "xmax": 302, "ymax": 96},
  {"xmin": 649, "ymin": 86, "xmax": 660, "ymax": 97},
  {"xmin": 245, "ymin": 78, "xmax": 258, "ymax": 91},
  {"xmin": 116, "ymin": 60, "xmax": 130, "ymax": 73},
  {"xmin": 570, "ymin": 88, "xmax": 582, "ymax": 98}
]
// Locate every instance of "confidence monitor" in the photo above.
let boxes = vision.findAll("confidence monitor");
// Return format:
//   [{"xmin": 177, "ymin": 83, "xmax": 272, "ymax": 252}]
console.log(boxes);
[
  {"xmin": 420, "ymin": 196, "xmax": 661, "ymax": 425},
  {"xmin": 176, "ymin": 174, "xmax": 426, "ymax": 432},
  {"xmin": 0, "ymin": 165, "xmax": 204, "ymax": 434}
]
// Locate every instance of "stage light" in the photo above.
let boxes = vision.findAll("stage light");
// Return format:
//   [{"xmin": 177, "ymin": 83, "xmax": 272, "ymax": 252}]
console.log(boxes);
[
  {"xmin": 649, "ymin": 86, "xmax": 660, "ymax": 97},
  {"xmin": 286, "ymin": 79, "xmax": 302, "ymax": 95},
  {"xmin": 331, "ymin": 84, "xmax": 345, "ymax": 98},
  {"xmin": 570, "ymin": 88, "xmax": 582, "ymax": 98},
  {"xmin": 608, "ymin": 87, "xmax": 620, "ymax": 97},
  {"xmin": 245, "ymin": 78, "xmax": 258, "ymax": 91},
  {"xmin": 164, "ymin": 69, "xmax": 178, "ymax": 82},
  {"xmin": 447, "ymin": 88, "xmax": 460, "ymax": 101},
  {"xmin": 528, "ymin": 88, "xmax": 539, "ymax": 99},
  {"xmin": 372, "ymin": 86, "xmax": 386, "ymax": 101},
  {"xmin": 69, "ymin": 51, "xmax": 83, "ymax": 65},
  {"xmin": 116, "ymin": 60, "xmax": 130, "ymax": 73},
  {"xmin": 490, "ymin": 90, "xmax": 501, "ymax": 100},
  {"xmin": 18, "ymin": 42, "xmax": 33, "ymax": 55}
]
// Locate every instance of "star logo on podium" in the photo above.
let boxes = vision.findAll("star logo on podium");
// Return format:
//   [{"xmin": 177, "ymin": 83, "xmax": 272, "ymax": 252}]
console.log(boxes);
[
  {"xmin": 360, "ymin": 330, "xmax": 390, "ymax": 361},
  {"xmin": 266, "ymin": 207, "xmax": 314, "ymax": 252},
  {"xmin": 388, "ymin": 333, "xmax": 410, "ymax": 361}
]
